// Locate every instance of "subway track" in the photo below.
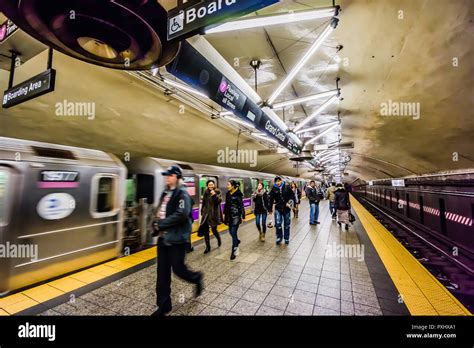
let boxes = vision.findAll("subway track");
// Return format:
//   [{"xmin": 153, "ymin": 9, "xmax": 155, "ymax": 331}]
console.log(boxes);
[{"xmin": 354, "ymin": 194, "xmax": 474, "ymax": 313}]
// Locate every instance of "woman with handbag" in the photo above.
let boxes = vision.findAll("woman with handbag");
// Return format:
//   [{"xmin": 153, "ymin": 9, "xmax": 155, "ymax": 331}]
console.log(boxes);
[
  {"xmin": 199, "ymin": 179, "xmax": 222, "ymax": 254},
  {"xmin": 223, "ymin": 180, "xmax": 245, "ymax": 260},
  {"xmin": 334, "ymin": 183, "xmax": 351, "ymax": 231},
  {"xmin": 252, "ymin": 181, "xmax": 269, "ymax": 242}
]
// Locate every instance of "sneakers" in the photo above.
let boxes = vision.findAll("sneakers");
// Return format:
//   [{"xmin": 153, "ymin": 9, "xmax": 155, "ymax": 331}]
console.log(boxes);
[
  {"xmin": 316, "ymin": 221, "xmax": 320, "ymax": 224},
  {"xmin": 285, "ymin": 240, "xmax": 289, "ymax": 245},
  {"xmin": 276, "ymin": 238, "xmax": 282, "ymax": 245},
  {"xmin": 234, "ymin": 247, "xmax": 240, "ymax": 256},
  {"xmin": 230, "ymin": 253, "xmax": 236, "ymax": 260}
]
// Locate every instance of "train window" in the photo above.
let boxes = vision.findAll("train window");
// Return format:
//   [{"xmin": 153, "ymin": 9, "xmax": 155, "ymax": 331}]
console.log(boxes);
[
  {"xmin": 125, "ymin": 179, "xmax": 136, "ymax": 203},
  {"xmin": 0, "ymin": 170, "xmax": 10, "ymax": 225},
  {"xmin": 439, "ymin": 198, "xmax": 447, "ymax": 235},
  {"xmin": 263, "ymin": 180, "xmax": 271, "ymax": 191},
  {"xmin": 384, "ymin": 189, "xmax": 387, "ymax": 206},
  {"xmin": 135, "ymin": 174, "xmax": 154, "ymax": 204},
  {"xmin": 90, "ymin": 174, "xmax": 119, "ymax": 218},
  {"xmin": 395, "ymin": 191, "xmax": 400, "ymax": 212},
  {"xmin": 389, "ymin": 192, "xmax": 393, "ymax": 209},
  {"xmin": 419, "ymin": 196, "xmax": 424, "ymax": 224},
  {"xmin": 199, "ymin": 176, "xmax": 218, "ymax": 198},
  {"xmin": 251, "ymin": 178, "xmax": 259, "ymax": 192}
]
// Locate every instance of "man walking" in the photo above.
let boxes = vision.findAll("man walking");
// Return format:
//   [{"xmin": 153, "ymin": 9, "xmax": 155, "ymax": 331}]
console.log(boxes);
[
  {"xmin": 326, "ymin": 182, "xmax": 337, "ymax": 219},
  {"xmin": 268, "ymin": 176, "xmax": 294, "ymax": 245},
  {"xmin": 305, "ymin": 180, "xmax": 321, "ymax": 225},
  {"xmin": 151, "ymin": 165, "xmax": 203, "ymax": 316}
]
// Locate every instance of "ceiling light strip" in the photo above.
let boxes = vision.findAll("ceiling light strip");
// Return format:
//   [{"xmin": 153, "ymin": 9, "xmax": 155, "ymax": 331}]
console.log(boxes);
[
  {"xmin": 205, "ymin": 7, "xmax": 338, "ymax": 34},
  {"xmin": 267, "ymin": 17, "xmax": 339, "ymax": 106}
]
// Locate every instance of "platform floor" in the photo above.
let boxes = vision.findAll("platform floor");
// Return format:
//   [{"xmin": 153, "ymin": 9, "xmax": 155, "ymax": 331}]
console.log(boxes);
[{"xmin": 38, "ymin": 200, "xmax": 408, "ymax": 316}]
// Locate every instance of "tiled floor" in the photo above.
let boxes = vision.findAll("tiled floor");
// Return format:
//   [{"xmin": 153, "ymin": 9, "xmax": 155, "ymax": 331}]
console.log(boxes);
[{"xmin": 40, "ymin": 200, "xmax": 401, "ymax": 316}]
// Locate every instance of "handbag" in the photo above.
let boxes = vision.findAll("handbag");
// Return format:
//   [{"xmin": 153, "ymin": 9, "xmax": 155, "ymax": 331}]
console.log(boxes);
[
  {"xmin": 349, "ymin": 212, "xmax": 356, "ymax": 223},
  {"xmin": 197, "ymin": 220, "xmax": 209, "ymax": 237}
]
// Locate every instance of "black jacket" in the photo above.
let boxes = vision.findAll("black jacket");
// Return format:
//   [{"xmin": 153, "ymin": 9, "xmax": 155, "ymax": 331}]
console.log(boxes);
[
  {"xmin": 153, "ymin": 185, "xmax": 193, "ymax": 245},
  {"xmin": 224, "ymin": 189, "xmax": 245, "ymax": 226},
  {"xmin": 335, "ymin": 189, "xmax": 351, "ymax": 210},
  {"xmin": 268, "ymin": 182, "xmax": 294, "ymax": 213},
  {"xmin": 252, "ymin": 190, "xmax": 269, "ymax": 214},
  {"xmin": 201, "ymin": 188, "xmax": 223, "ymax": 227},
  {"xmin": 305, "ymin": 186, "xmax": 321, "ymax": 204}
]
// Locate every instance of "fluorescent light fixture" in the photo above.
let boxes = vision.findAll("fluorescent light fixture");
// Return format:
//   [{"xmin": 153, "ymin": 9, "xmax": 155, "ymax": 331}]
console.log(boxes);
[
  {"xmin": 295, "ymin": 120, "xmax": 339, "ymax": 134},
  {"xmin": 267, "ymin": 17, "xmax": 339, "ymax": 106},
  {"xmin": 205, "ymin": 7, "xmax": 338, "ymax": 34},
  {"xmin": 305, "ymin": 123, "xmax": 339, "ymax": 145},
  {"xmin": 293, "ymin": 95, "xmax": 339, "ymax": 132},
  {"xmin": 220, "ymin": 111, "xmax": 234, "ymax": 116},
  {"xmin": 162, "ymin": 78, "xmax": 208, "ymax": 98},
  {"xmin": 254, "ymin": 133, "xmax": 279, "ymax": 144},
  {"xmin": 223, "ymin": 116, "xmax": 254, "ymax": 128},
  {"xmin": 272, "ymin": 89, "xmax": 339, "ymax": 109}
]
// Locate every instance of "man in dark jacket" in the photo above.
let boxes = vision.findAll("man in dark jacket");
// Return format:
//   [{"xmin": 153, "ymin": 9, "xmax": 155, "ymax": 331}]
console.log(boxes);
[
  {"xmin": 268, "ymin": 176, "xmax": 294, "ymax": 245},
  {"xmin": 305, "ymin": 180, "xmax": 321, "ymax": 225},
  {"xmin": 151, "ymin": 165, "xmax": 203, "ymax": 316}
]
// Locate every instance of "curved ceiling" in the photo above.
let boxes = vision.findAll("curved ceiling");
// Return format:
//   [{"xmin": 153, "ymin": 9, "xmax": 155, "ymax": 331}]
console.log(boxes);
[{"xmin": 0, "ymin": 0, "xmax": 473, "ymax": 182}]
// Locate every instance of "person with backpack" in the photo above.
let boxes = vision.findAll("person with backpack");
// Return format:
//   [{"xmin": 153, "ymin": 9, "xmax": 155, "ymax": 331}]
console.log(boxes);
[
  {"xmin": 335, "ymin": 183, "xmax": 351, "ymax": 230},
  {"xmin": 151, "ymin": 165, "xmax": 203, "ymax": 316},
  {"xmin": 223, "ymin": 180, "xmax": 245, "ymax": 260},
  {"xmin": 200, "ymin": 179, "xmax": 223, "ymax": 254},
  {"xmin": 252, "ymin": 181, "xmax": 269, "ymax": 242},
  {"xmin": 268, "ymin": 176, "xmax": 294, "ymax": 245},
  {"xmin": 305, "ymin": 180, "xmax": 321, "ymax": 225}
]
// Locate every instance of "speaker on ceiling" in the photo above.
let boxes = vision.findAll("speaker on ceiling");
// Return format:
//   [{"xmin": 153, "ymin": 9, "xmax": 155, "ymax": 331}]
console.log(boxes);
[{"xmin": 0, "ymin": 0, "xmax": 180, "ymax": 70}]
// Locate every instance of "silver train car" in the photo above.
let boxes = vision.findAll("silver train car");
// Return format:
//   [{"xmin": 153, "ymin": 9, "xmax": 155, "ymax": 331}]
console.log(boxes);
[
  {"xmin": 124, "ymin": 157, "xmax": 306, "ymax": 246},
  {"xmin": 0, "ymin": 137, "xmax": 126, "ymax": 296},
  {"xmin": 0, "ymin": 136, "xmax": 306, "ymax": 296}
]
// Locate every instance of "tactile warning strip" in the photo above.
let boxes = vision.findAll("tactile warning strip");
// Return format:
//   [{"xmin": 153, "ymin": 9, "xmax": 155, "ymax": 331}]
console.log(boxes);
[{"xmin": 350, "ymin": 195, "xmax": 471, "ymax": 316}]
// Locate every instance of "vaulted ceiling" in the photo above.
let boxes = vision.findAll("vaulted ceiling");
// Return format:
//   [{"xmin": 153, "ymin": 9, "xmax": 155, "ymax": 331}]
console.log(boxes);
[{"xmin": 0, "ymin": 0, "xmax": 473, "ymax": 182}]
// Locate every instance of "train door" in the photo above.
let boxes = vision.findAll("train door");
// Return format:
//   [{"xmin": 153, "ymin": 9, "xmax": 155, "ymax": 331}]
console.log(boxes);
[{"xmin": 263, "ymin": 179, "xmax": 271, "ymax": 191}]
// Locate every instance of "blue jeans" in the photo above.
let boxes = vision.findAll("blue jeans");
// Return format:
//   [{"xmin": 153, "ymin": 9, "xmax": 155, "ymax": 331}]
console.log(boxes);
[
  {"xmin": 228, "ymin": 225, "xmax": 240, "ymax": 249},
  {"xmin": 329, "ymin": 202, "xmax": 336, "ymax": 217},
  {"xmin": 310, "ymin": 203, "xmax": 319, "ymax": 224},
  {"xmin": 274, "ymin": 210, "xmax": 291, "ymax": 241},
  {"xmin": 255, "ymin": 213, "xmax": 267, "ymax": 233}
]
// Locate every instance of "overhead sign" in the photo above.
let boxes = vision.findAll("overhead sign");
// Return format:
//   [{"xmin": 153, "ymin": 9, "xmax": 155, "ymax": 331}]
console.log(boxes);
[
  {"xmin": 167, "ymin": 0, "xmax": 278, "ymax": 41},
  {"xmin": 166, "ymin": 41, "xmax": 302, "ymax": 154},
  {"xmin": 391, "ymin": 179, "xmax": 405, "ymax": 187},
  {"xmin": 2, "ymin": 69, "xmax": 56, "ymax": 108},
  {"xmin": 0, "ymin": 19, "xmax": 18, "ymax": 43}
]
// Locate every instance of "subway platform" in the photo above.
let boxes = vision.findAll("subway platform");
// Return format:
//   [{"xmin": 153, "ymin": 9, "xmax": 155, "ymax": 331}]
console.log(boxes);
[{"xmin": 37, "ymin": 200, "xmax": 408, "ymax": 316}]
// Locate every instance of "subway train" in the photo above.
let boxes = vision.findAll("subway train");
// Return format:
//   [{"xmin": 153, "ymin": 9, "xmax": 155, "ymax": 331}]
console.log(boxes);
[
  {"xmin": 0, "ymin": 136, "xmax": 306, "ymax": 296},
  {"xmin": 354, "ymin": 172, "xmax": 474, "ymax": 253}
]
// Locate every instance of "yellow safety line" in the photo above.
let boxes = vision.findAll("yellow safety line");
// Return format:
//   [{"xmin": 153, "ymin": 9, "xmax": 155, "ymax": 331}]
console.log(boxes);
[
  {"xmin": 350, "ymin": 194, "xmax": 471, "ymax": 316},
  {"xmin": 0, "ymin": 213, "xmax": 255, "ymax": 315}
]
